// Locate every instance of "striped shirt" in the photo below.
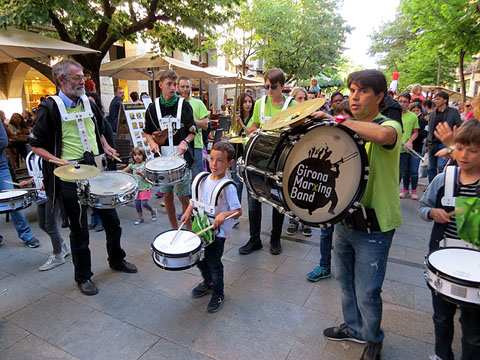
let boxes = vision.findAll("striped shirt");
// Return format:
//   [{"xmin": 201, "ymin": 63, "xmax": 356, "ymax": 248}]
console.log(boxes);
[{"xmin": 444, "ymin": 180, "xmax": 480, "ymax": 239}]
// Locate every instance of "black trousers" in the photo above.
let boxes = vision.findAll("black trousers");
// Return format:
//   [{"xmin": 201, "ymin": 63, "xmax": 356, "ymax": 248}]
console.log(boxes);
[{"xmin": 60, "ymin": 181, "xmax": 126, "ymax": 283}]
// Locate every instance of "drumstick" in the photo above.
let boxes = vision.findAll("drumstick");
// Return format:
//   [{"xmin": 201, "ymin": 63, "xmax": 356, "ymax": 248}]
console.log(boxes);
[
  {"xmin": 446, "ymin": 207, "xmax": 465, "ymax": 217},
  {"xmin": 48, "ymin": 159, "xmax": 66, "ymax": 166},
  {"xmin": 170, "ymin": 221, "xmax": 186, "ymax": 245},
  {"xmin": 144, "ymin": 178, "xmax": 154, "ymax": 186},
  {"xmin": 185, "ymin": 212, "xmax": 239, "ymax": 243},
  {"xmin": 111, "ymin": 154, "xmax": 122, "ymax": 163},
  {"xmin": 3, "ymin": 180, "xmax": 21, "ymax": 186}
]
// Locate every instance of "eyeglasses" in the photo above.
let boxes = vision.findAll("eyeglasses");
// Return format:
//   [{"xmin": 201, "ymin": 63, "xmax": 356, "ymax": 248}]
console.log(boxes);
[
  {"xmin": 63, "ymin": 75, "xmax": 87, "ymax": 81},
  {"xmin": 264, "ymin": 84, "xmax": 279, "ymax": 90}
]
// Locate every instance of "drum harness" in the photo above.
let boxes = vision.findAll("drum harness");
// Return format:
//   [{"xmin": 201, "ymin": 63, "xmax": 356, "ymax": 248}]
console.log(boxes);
[
  {"xmin": 190, "ymin": 172, "xmax": 235, "ymax": 243},
  {"xmin": 25, "ymin": 151, "xmax": 46, "ymax": 202},
  {"xmin": 260, "ymin": 95, "xmax": 293, "ymax": 125},
  {"xmin": 151, "ymin": 97, "xmax": 184, "ymax": 157}
]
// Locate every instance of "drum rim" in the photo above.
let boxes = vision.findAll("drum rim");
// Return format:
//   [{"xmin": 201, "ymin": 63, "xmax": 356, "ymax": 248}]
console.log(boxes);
[
  {"xmin": 151, "ymin": 229, "xmax": 202, "ymax": 258},
  {"xmin": 151, "ymin": 253, "xmax": 200, "ymax": 271},
  {"xmin": 145, "ymin": 157, "xmax": 186, "ymax": 171},
  {"xmin": 426, "ymin": 282, "xmax": 480, "ymax": 308},
  {"xmin": 0, "ymin": 190, "xmax": 29, "ymax": 200},
  {"xmin": 426, "ymin": 247, "xmax": 480, "ymax": 288}
]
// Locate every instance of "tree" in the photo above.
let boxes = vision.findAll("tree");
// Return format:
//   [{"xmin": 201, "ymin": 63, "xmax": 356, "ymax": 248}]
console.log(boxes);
[{"xmin": 0, "ymin": 0, "xmax": 236, "ymax": 90}]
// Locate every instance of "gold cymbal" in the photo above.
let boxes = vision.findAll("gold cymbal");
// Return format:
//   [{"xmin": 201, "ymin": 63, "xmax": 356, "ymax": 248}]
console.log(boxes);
[
  {"xmin": 53, "ymin": 164, "xmax": 101, "ymax": 180},
  {"xmin": 262, "ymin": 98, "xmax": 326, "ymax": 131},
  {"xmin": 228, "ymin": 136, "xmax": 246, "ymax": 144}
]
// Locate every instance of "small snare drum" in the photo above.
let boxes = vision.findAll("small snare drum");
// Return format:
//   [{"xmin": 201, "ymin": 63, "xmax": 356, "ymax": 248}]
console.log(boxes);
[
  {"xmin": 151, "ymin": 229, "xmax": 203, "ymax": 271},
  {"xmin": 77, "ymin": 171, "xmax": 138, "ymax": 208},
  {"xmin": 144, "ymin": 156, "xmax": 187, "ymax": 186},
  {"xmin": 0, "ymin": 190, "xmax": 32, "ymax": 214},
  {"xmin": 425, "ymin": 247, "xmax": 480, "ymax": 307}
]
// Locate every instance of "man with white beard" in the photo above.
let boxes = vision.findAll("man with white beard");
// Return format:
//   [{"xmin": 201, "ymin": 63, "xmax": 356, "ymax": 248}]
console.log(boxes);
[{"xmin": 31, "ymin": 59, "xmax": 137, "ymax": 297}]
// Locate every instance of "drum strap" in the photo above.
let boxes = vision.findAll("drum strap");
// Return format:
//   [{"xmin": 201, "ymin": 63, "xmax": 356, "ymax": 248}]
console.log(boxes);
[
  {"xmin": 441, "ymin": 165, "xmax": 459, "ymax": 207},
  {"xmin": 440, "ymin": 238, "xmax": 479, "ymax": 250},
  {"xmin": 260, "ymin": 95, "xmax": 293, "ymax": 124},
  {"xmin": 154, "ymin": 97, "xmax": 183, "ymax": 154}
]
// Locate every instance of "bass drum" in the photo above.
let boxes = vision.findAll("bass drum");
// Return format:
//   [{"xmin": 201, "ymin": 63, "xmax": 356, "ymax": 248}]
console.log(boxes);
[{"xmin": 240, "ymin": 121, "xmax": 369, "ymax": 227}]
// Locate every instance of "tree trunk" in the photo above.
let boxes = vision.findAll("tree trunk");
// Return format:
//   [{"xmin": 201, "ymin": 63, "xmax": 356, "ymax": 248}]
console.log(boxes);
[
  {"xmin": 17, "ymin": 58, "xmax": 55, "ymax": 84},
  {"xmin": 459, "ymin": 50, "xmax": 466, "ymax": 103},
  {"xmin": 436, "ymin": 59, "xmax": 442, "ymax": 86}
]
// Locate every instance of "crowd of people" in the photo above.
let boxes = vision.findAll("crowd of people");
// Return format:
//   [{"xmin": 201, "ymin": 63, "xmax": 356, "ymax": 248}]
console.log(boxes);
[{"xmin": 0, "ymin": 61, "xmax": 479, "ymax": 359}]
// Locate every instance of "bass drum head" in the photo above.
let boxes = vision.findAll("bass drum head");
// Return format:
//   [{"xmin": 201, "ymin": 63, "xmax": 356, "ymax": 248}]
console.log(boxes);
[
  {"xmin": 89, "ymin": 171, "xmax": 137, "ymax": 195},
  {"xmin": 282, "ymin": 123, "xmax": 368, "ymax": 226}
]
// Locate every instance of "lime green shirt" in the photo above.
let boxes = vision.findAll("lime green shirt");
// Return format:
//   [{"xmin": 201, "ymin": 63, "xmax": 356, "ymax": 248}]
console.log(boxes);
[
  {"xmin": 248, "ymin": 95, "xmax": 298, "ymax": 129},
  {"xmin": 187, "ymin": 97, "xmax": 209, "ymax": 149},
  {"xmin": 360, "ymin": 114, "xmax": 402, "ymax": 232},
  {"xmin": 400, "ymin": 110, "xmax": 419, "ymax": 153},
  {"xmin": 61, "ymin": 105, "xmax": 99, "ymax": 160}
]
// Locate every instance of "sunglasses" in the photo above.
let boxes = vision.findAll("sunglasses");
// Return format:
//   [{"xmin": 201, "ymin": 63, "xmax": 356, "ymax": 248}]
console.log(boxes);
[{"xmin": 264, "ymin": 84, "xmax": 279, "ymax": 90}]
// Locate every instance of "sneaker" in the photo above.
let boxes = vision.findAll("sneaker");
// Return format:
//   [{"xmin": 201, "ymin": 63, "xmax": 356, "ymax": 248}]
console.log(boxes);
[
  {"xmin": 302, "ymin": 225, "xmax": 312, "ymax": 237},
  {"xmin": 323, "ymin": 323, "xmax": 366, "ymax": 344},
  {"xmin": 39, "ymin": 254, "xmax": 65, "ymax": 271},
  {"xmin": 134, "ymin": 219, "xmax": 144, "ymax": 225},
  {"xmin": 61, "ymin": 242, "xmax": 71, "ymax": 258},
  {"xmin": 177, "ymin": 212, "xmax": 184, "ymax": 220},
  {"xmin": 286, "ymin": 220, "xmax": 299, "ymax": 235},
  {"xmin": 429, "ymin": 356, "xmax": 443, "ymax": 360},
  {"xmin": 192, "ymin": 281, "xmax": 213, "ymax": 298},
  {"xmin": 207, "ymin": 293, "xmax": 224, "ymax": 313},
  {"xmin": 360, "ymin": 341, "xmax": 382, "ymax": 360},
  {"xmin": 95, "ymin": 224, "xmax": 104, "ymax": 232},
  {"xmin": 399, "ymin": 190, "xmax": 409, "ymax": 199},
  {"xmin": 160, "ymin": 201, "xmax": 165, "ymax": 207},
  {"xmin": 25, "ymin": 238, "xmax": 39, "ymax": 248},
  {"xmin": 151, "ymin": 209, "xmax": 158, "ymax": 221},
  {"xmin": 156, "ymin": 190, "xmax": 164, "ymax": 198},
  {"xmin": 88, "ymin": 223, "xmax": 98, "ymax": 230},
  {"xmin": 410, "ymin": 191, "xmax": 418, "ymax": 200},
  {"xmin": 306, "ymin": 265, "xmax": 331, "ymax": 282},
  {"xmin": 233, "ymin": 218, "xmax": 240, "ymax": 228}
]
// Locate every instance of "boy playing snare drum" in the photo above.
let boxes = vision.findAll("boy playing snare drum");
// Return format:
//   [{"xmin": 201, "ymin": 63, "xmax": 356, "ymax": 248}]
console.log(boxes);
[
  {"xmin": 181, "ymin": 142, "xmax": 242, "ymax": 313},
  {"xmin": 418, "ymin": 119, "xmax": 480, "ymax": 360}
]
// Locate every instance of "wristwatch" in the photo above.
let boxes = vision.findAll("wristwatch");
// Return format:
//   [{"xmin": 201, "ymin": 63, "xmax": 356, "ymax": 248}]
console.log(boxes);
[
  {"xmin": 335, "ymin": 114, "xmax": 347, "ymax": 124},
  {"xmin": 447, "ymin": 145, "xmax": 456, "ymax": 154}
]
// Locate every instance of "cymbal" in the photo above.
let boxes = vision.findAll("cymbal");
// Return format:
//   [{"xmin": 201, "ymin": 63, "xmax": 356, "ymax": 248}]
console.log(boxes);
[
  {"xmin": 262, "ymin": 98, "xmax": 326, "ymax": 131},
  {"xmin": 54, "ymin": 164, "xmax": 101, "ymax": 180},
  {"xmin": 228, "ymin": 136, "xmax": 247, "ymax": 144}
]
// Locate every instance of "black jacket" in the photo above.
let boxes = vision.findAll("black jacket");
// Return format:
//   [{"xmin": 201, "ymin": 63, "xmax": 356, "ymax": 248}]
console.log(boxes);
[
  {"xmin": 427, "ymin": 107, "xmax": 462, "ymax": 150},
  {"xmin": 30, "ymin": 96, "xmax": 106, "ymax": 200}
]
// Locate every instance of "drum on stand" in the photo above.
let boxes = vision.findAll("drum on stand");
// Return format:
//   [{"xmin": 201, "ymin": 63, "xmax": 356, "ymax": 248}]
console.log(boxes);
[
  {"xmin": 144, "ymin": 156, "xmax": 187, "ymax": 186},
  {"xmin": 238, "ymin": 121, "xmax": 369, "ymax": 227},
  {"xmin": 0, "ymin": 190, "xmax": 32, "ymax": 214},
  {"xmin": 77, "ymin": 171, "xmax": 138, "ymax": 208},
  {"xmin": 425, "ymin": 247, "xmax": 480, "ymax": 307}
]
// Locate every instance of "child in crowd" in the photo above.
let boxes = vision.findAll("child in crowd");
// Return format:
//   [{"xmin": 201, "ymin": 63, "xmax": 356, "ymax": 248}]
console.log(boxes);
[
  {"xmin": 122, "ymin": 146, "xmax": 157, "ymax": 224},
  {"xmin": 181, "ymin": 141, "xmax": 242, "ymax": 313},
  {"xmin": 418, "ymin": 119, "xmax": 480, "ymax": 360}
]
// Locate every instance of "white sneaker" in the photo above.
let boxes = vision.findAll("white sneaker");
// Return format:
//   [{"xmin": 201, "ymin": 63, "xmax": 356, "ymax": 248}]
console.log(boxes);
[
  {"xmin": 61, "ymin": 242, "xmax": 71, "ymax": 258},
  {"xmin": 429, "ymin": 355, "xmax": 443, "ymax": 360},
  {"xmin": 39, "ymin": 254, "xmax": 65, "ymax": 271}
]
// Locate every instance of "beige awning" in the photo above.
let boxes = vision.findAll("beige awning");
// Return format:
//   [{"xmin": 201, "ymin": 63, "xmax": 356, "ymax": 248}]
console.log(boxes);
[
  {"xmin": 405, "ymin": 85, "xmax": 473, "ymax": 102},
  {"xmin": 0, "ymin": 27, "xmax": 99, "ymax": 62}
]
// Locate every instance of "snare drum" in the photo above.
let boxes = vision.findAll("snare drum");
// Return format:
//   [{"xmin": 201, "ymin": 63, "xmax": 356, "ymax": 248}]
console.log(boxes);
[
  {"xmin": 425, "ymin": 247, "xmax": 480, "ymax": 307},
  {"xmin": 239, "ymin": 121, "xmax": 369, "ymax": 227},
  {"xmin": 151, "ymin": 229, "xmax": 204, "ymax": 271},
  {"xmin": 78, "ymin": 171, "xmax": 138, "ymax": 208},
  {"xmin": 144, "ymin": 156, "xmax": 187, "ymax": 186},
  {"xmin": 0, "ymin": 190, "xmax": 32, "ymax": 214}
]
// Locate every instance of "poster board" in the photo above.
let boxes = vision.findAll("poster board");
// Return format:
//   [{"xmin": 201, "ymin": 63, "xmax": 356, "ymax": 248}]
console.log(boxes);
[{"xmin": 116, "ymin": 102, "xmax": 154, "ymax": 160}]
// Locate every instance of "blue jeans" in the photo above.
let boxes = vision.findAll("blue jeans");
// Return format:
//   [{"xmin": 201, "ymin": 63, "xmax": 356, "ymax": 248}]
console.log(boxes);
[
  {"xmin": 431, "ymin": 292, "xmax": 480, "ymax": 360},
  {"xmin": 0, "ymin": 168, "xmax": 36, "ymax": 243},
  {"xmin": 247, "ymin": 193, "xmax": 284, "ymax": 243},
  {"xmin": 428, "ymin": 145, "xmax": 448, "ymax": 183},
  {"xmin": 320, "ymin": 227, "xmax": 334, "ymax": 268},
  {"xmin": 231, "ymin": 158, "xmax": 243, "ymax": 203},
  {"xmin": 399, "ymin": 153, "xmax": 421, "ymax": 191},
  {"xmin": 192, "ymin": 148, "xmax": 204, "ymax": 180},
  {"xmin": 197, "ymin": 236, "xmax": 226, "ymax": 295},
  {"xmin": 334, "ymin": 223, "xmax": 394, "ymax": 343}
]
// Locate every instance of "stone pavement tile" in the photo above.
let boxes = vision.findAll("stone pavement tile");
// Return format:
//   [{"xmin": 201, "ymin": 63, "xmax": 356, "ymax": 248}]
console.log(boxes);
[
  {"xmin": 0, "ymin": 250, "xmax": 46, "ymax": 278},
  {"xmin": 6, "ymin": 293, "xmax": 93, "ymax": 340},
  {"xmin": 0, "ymin": 269, "xmax": 9, "ymax": 281},
  {"xmin": 385, "ymin": 261, "xmax": 426, "ymax": 287},
  {"xmin": 110, "ymin": 261, "xmax": 201, "ymax": 299},
  {"xmin": 223, "ymin": 244, "xmax": 287, "ymax": 273},
  {"xmin": 286, "ymin": 341, "xmax": 339, "ymax": 360},
  {"xmin": 0, "ymin": 276, "xmax": 49, "ymax": 317},
  {"xmin": 123, "ymin": 293, "xmax": 216, "ymax": 347},
  {"xmin": 138, "ymin": 338, "xmax": 214, "ymax": 360},
  {"xmin": 382, "ymin": 279, "xmax": 415, "ymax": 309},
  {"xmin": 227, "ymin": 227, "xmax": 251, "ymax": 245},
  {"xmin": 276, "ymin": 239, "xmax": 314, "ymax": 260},
  {"xmin": 0, "ymin": 334, "xmax": 78, "ymax": 360},
  {"xmin": 222, "ymin": 260, "xmax": 249, "ymax": 286},
  {"xmin": 393, "ymin": 230, "xmax": 430, "ymax": 251},
  {"xmin": 232, "ymin": 267, "xmax": 314, "ymax": 306},
  {"xmin": 324, "ymin": 338, "xmax": 365, "ymax": 360},
  {"xmin": 0, "ymin": 243, "xmax": 29, "ymax": 261},
  {"xmin": 303, "ymin": 281, "xmax": 342, "ymax": 317},
  {"xmin": 191, "ymin": 313, "xmax": 296, "ymax": 360},
  {"xmin": 0, "ymin": 318, "xmax": 29, "ymax": 352},
  {"xmin": 388, "ymin": 243, "xmax": 406, "ymax": 261},
  {"xmin": 406, "ymin": 246, "xmax": 428, "ymax": 265},
  {"xmin": 382, "ymin": 302, "xmax": 434, "ymax": 344},
  {"xmin": 382, "ymin": 330, "xmax": 433, "ymax": 360},
  {"xmin": 275, "ymin": 256, "xmax": 319, "ymax": 281},
  {"xmin": 414, "ymin": 285, "xmax": 433, "ymax": 313},
  {"xmin": 65, "ymin": 276, "xmax": 155, "ymax": 319},
  {"xmin": 292, "ymin": 307, "xmax": 337, "ymax": 350},
  {"xmin": 50, "ymin": 310, "xmax": 159, "ymax": 360}
]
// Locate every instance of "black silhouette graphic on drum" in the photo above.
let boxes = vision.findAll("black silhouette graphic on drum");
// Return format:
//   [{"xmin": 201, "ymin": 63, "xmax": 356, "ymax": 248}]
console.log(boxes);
[{"xmin": 287, "ymin": 145, "xmax": 358, "ymax": 215}]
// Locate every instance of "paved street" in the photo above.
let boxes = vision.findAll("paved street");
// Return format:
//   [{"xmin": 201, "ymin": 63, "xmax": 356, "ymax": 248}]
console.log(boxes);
[{"xmin": 0, "ymin": 182, "xmax": 461, "ymax": 359}]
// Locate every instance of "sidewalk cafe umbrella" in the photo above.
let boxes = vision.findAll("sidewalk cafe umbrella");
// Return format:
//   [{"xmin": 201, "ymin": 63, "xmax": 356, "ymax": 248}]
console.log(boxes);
[{"xmin": 0, "ymin": 27, "xmax": 99, "ymax": 62}]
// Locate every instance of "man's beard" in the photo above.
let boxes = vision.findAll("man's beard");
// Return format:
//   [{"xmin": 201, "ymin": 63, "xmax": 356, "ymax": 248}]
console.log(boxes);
[{"xmin": 66, "ymin": 82, "xmax": 85, "ymax": 98}]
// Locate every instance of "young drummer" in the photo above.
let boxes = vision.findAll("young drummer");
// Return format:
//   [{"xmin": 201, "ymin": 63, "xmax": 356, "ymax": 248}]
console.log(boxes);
[
  {"xmin": 181, "ymin": 142, "xmax": 242, "ymax": 313},
  {"xmin": 418, "ymin": 119, "xmax": 480, "ymax": 360}
]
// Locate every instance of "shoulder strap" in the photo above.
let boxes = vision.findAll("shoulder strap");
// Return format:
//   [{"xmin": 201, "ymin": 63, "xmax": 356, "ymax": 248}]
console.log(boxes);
[
  {"xmin": 282, "ymin": 96, "xmax": 294, "ymax": 110},
  {"xmin": 176, "ymin": 97, "xmax": 184, "ymax": 120},
  {"xmin": 441, "ymin": 165, "xmax": 459, "ymax": 207},
  {"xmin": 372, "ymin": 116, "xmax": 391, "ymax": 125},
  {"xmin": 260, "ymin": 95, "xmax": 268, "ymax": 123},
  {"xmin": 209, "ymin": 178, "xmax": 236, "ymax": 209},
  {"xmin": 191, "ymin": 171, "xmax": 210, "ymax": 200},
  {"xmin": 155, "ymin": 97, "xmax": 162, "ymax": 120}
]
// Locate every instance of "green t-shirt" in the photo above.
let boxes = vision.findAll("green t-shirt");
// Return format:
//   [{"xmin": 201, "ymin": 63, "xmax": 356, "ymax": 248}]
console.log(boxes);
[
  {"xmin": 129, "ymin": 162, "xmax": 151, "ymax": 191},
  {"xmin": 360, "ymin": 115, "xmax": 402, "ymax": 232},
  {"xmin": 187, "ymin": 97, "xmax": 209, "ymax": 149},
  {"xmin": 61, "ymin": 105, "xmax": 99, "ymax": 160},
  {"xmin": 400, "ymin": 110, "xmax": 419, "ymax": 153},
  {"xmin": 248, "ymin": 95, "xmax": 298, "ymax": 129}
]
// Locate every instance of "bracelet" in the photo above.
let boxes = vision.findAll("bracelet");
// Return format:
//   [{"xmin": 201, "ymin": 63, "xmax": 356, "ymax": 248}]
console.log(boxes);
[
  {"xmin": 182, "ymin": 139, "xmax": 190, "ymax": 145},
  {"xmin": 335, "ymin": 114, "xmax": 347, "ymax": 124}
]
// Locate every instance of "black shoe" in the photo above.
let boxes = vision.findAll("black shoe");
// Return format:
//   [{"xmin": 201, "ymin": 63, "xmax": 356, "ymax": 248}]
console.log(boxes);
[
  {"xmin": 88, "ymin": 223, "xmax": 97, "ymax": 230},
  {"xmin": 270, "ymin": 242, "xmax": 282, "ymax": 255},
  {"xmin": 95, "ymin": 224, "xmax": 104, "ymax": 232},
  {"xmin": 110, "ymin": 260, "xmax": 138, "ymax": 273},
  {"xmin": 78, "ymin": 280, "xmax": 98, "ymax": 296},
  {"xmin": 323, "ymin": 323, "xmax": 366, "ymax": 344},
  {"xmin": 207, "ymin": 293, "xmax": 224, "ymax": 313},
  {"xmin": 239, "ymin": 239, "xmax": 262, "ymax": 255},
  {"xmin": 360, "ymin": 342, "xmax": 383, "ymax": 360},
  {"xmin": 191, "ymin": 281, "xmax": 213, "ymax": 298},
  {"xmin": 62, "ymin": 219, "xmax": 69, "ymax": 228}
]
